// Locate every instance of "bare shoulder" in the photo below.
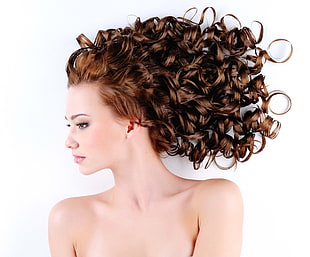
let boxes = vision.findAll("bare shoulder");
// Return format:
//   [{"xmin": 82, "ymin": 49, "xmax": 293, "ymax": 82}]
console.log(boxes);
[
  {"xmin": 190, "ymin": 179, "xmax": 243, "ymax": 257},
  {"xmin": 50, "ymin": 196, "xmax": 89, "ymax": 220},
  {"xmin": 48, "ymin": 196, "xmax": 96, "ymax": 257},
  {"xmin": 48, "ymin": 194, "xmax": 100, "ymax": 232},
  {"xmin": 193, "ymin": 178, "xmax": 241, "ymax": 194},
  {"xmin": 192, "ymin": 179, "xmax": 243, "ymax": 213}
]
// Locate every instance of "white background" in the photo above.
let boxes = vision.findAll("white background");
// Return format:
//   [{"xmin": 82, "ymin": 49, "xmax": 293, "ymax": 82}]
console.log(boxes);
[{"xmin": 0, "ymin": 0, "xmax": 308, "ymax": 256}]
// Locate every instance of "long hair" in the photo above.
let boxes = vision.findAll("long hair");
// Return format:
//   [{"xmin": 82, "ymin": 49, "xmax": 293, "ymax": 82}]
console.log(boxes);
[{"xmin": 66, "ymin": 7, "xmax": 292, "ymax": 169}]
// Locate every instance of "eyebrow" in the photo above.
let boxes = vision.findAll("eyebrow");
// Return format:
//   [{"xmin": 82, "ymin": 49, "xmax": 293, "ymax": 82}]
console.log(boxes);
[{"xmin": 65, "ymin": 113, "xmax": 90, "ymax": 121}]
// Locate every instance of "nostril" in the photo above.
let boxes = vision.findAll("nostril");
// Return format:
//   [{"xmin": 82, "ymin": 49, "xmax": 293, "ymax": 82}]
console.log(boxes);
[
  {"xmin": 65, "ymin": 141, "xmax": 71, "ymax": 149},
  {"xmin": 65, "ymin": 137, "xmax": 78, "ymax": 149}
]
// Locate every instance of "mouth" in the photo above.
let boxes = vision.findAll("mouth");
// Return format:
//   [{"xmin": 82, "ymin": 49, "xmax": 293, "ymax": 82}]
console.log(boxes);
[{"xmin": 73, "ymin": 155, "xmax": 86, "ymax": 164}]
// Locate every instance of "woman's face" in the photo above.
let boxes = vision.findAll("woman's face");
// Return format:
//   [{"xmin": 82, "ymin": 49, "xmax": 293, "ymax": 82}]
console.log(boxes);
[{"xmin": 65, "ymin": 83, "xmax": 129, "ymax": 174}]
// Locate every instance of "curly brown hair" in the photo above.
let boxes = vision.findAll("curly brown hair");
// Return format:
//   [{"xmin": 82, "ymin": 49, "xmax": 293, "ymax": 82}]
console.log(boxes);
[{"xmin": 66, "ymin": 7, "xmax": 292, "ymax": 170}]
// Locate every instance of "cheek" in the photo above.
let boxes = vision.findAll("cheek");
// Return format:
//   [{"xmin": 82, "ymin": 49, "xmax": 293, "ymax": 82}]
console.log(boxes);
[
  {"xmin": 85, "ymin": 128, "xmax": 107, "ymax": 150},
  {"xmin": 86, "ymin": 125, "xmax": 125, "ymax": 152}
]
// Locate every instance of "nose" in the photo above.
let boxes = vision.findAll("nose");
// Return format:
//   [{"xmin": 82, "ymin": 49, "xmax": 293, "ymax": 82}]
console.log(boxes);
[{"xmin": 65, "ymin": 134, "xmax": 79, "ymax": 149}]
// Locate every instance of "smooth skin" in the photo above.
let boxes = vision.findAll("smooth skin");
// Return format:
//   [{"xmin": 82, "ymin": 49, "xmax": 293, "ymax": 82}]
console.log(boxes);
[{"xmin": 48, "ymin": 83, "xmax": 243, "ymax": 257}]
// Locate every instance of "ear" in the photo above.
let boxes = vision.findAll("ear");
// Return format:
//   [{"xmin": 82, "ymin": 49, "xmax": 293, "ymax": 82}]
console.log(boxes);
[{"xmin": 126, "ymin": 121, "xmax": 141, "ymax": 139}]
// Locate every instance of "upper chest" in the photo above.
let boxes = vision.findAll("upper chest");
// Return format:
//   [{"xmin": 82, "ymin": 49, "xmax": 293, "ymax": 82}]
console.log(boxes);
[{"xmin": 74, "ymin": 196, "xmax": 198, "ymax": 257}]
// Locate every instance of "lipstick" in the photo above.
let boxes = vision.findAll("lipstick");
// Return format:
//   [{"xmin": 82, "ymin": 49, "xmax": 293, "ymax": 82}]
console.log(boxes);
[{"xmin": 73, "ymin": 155, "xmax": 86, "ymax": 164}]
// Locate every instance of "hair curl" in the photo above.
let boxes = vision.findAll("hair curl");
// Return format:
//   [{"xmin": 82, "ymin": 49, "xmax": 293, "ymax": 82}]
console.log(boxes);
[{"xmin": 66, "ymin": 7, "xmax": 292, "ymax": 170}]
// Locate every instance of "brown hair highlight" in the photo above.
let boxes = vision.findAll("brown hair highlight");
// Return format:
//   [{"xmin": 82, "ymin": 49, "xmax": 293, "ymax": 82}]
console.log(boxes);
[{"xmin": 66, "ymin": 7, "xmax": 292, "ymax": 169}]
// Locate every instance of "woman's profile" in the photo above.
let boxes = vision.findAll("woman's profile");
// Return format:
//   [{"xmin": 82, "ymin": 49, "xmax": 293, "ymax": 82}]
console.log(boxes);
[{"xmin": 48, "ymin": 6, "xmax": 291, "ymax": 257}]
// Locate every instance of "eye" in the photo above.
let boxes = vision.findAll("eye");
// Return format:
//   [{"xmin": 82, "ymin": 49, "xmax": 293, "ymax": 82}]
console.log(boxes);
[{"xmin": 76, "ymin": 122, "xmax": 89, "ymax": 129}]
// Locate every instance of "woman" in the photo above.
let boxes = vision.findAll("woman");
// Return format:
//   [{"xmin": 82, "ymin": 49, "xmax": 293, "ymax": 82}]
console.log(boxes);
[{"xmin": 48, "ymin": 7, "xmax": 291, "ymax": 257}]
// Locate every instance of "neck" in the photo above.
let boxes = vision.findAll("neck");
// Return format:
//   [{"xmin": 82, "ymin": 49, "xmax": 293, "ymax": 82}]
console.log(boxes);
[
  {"xmin": 112, "ymin": 153, "xmax": 171, "ymax": 208},
  {"xmin": 104, "ymin": 127, "xmax": 192, "ymax": 211},
  {"xmin": 109, "ymin": 148, "xmax": 188, "ymax": 211}
]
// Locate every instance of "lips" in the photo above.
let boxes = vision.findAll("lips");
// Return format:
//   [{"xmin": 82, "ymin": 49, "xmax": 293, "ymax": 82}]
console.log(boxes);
[{"xmin": 73, "ymin": 155, "xmax": 86, "ymax": 164}]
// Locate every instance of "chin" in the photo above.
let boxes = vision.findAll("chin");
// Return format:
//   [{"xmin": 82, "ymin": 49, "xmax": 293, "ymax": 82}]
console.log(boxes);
[{"xmin": 78, "ymin": 165, "xmax": 107, "ymax": 175}]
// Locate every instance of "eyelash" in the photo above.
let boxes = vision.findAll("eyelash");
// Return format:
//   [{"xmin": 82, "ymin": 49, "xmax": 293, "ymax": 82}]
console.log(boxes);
[
  {"xmin": 66, "ymin": 122, "xmax": 89, "ymax": 129},
  {"xmin": 77, "ymin": 122, "xmax": 89, "ymax": 129}
]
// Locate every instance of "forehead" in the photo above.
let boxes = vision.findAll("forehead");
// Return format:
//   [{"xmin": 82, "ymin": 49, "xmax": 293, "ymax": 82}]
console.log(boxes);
[{"xmin": 66, "ymin": 83, "xmax": 102, "ymax": 114}]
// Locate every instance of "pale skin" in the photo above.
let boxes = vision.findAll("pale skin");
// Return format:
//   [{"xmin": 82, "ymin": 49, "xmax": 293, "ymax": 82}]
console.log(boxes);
[{"xmin": 48, "ymin": 82, "xmax": 244, "ymax": 257}]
